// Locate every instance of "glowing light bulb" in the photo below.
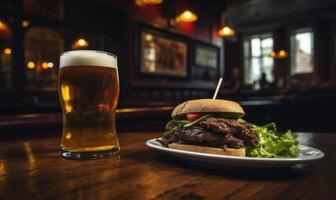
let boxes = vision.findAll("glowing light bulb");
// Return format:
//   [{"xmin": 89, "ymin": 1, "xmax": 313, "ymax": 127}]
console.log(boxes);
[
  {"xmin": 218, "ymin": 26, "xmax": 235, "ymax": 37},
  {"xmin": 27, "ymin": 61, "xmax": 35, "ymax": 69},
  {"xmin": 184, "ymin": 11, "xmax": 192, "ymax": 19},
  {"xmin": 278, "ymin": 50, "xmax": 287, "ymax": 58},
  {"xmin": 22, "ymin": 20, "xmax": 29, "ymax": 28},
  {"xmin": 0, "ymin": 21, "xmax": 5, "ymax": 30},
  {"xmin": 78, "ymin": 39, "xmax": 86, "ymax": 46},
  {"xmin": 73, "ymin": 38, "xmax": 89, "ymax": 49},
  {"xmin": 176, "ymin": 10, "xmax": 198, "ymax": 22},
  {"xmin": 270, "ymin": 51, "xmax": 276, "ymax": 58},
  {"xmin": 145, "ymin": 34, "xmax": 153, "ymax": 41},
  {"xmin": 42, "ymin": 62, "xmax": 49, "ymax": 69},
  {"xmin": 3, "ymin": 48, "xmax": 11, "ymax": 55},
  {"xmin": 47, "ymin": 62, "xmax": 54, "ymax": 68},
  {"xmin": 140, "ymin": 0, "xmax": 163, "ymax": 5}
]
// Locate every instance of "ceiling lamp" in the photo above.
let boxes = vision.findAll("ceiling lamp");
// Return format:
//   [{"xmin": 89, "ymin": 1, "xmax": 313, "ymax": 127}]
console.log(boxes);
[
  {"xmin": 176, "ymin": 10, "xmax": 198, "ymax": 23},
  {"xmin": 218, "ymin": 25, "xmax": 236, "ymax": 37},
  {"xmin": 139, "ymin": 0, "xmax": 163, "ymax": 5}
]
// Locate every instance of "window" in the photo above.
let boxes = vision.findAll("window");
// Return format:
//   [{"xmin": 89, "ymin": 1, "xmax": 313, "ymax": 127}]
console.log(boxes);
[
  {"xmin": 243, "ymin": 34, "xmax": 274, "ymax": 84},
  {"xmin": 290, "ymin": 28, "xmax": 314, "ymax": 74},
  {"xmin": 24, "ymin": 27, "xmax": 63, "ymax": 91}
]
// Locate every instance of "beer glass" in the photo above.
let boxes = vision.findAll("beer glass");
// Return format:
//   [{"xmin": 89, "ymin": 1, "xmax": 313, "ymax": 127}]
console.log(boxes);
[{"xmin": 59, "ymin": 50, "xmax": 120, "ymax": 159}]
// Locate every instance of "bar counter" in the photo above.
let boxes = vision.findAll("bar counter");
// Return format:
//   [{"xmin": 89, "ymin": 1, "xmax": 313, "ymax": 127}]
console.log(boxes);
[{"xmin": 0, "ymin": 131, "xmax": 334, "ymax": 199}]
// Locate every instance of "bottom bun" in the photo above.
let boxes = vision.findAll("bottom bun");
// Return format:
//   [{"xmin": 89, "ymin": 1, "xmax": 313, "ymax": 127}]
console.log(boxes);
[{"xmin": 168, "ymin": 143, "xmax": 246, "ymax": 157}]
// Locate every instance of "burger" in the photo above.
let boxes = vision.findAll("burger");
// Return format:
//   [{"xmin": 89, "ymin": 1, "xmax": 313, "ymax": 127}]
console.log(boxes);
[{"xmin": 158, "ymin": 99, "xmax": 259, "ymax": 157}]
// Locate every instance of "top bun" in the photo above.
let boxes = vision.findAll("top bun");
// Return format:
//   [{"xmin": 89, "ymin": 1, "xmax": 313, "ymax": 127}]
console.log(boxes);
[{"xmin": 171, "ymin": 99, "xmax": 245, "ymax": 118}]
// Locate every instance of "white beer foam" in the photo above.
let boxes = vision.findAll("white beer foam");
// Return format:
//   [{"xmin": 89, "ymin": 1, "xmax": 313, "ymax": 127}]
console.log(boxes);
[{"xmin": 60, "ymin": 50, "xmax": 117, "ymax": 68}]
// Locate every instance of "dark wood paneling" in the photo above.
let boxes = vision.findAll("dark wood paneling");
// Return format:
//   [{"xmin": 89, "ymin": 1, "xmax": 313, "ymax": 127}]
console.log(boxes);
[{"xmin": 224, "ymin": 37, "xmax": 242, "ymax": 81}]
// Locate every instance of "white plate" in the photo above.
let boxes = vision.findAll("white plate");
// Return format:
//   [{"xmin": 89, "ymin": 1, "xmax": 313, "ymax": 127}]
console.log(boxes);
[{"xmin": 146, "ymin": 138, "xmax": 325, "ymax": 168}]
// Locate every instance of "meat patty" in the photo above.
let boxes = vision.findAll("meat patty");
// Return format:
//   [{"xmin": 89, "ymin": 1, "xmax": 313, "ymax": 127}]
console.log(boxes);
[
  {"xmin": 200, "ymin": 117, "xmax": 259, "ymax": 147},
  {"xmin": 159, "ymin": 117, "xmax": 259, "ymax": 148},
  {"xmin": 159, "ymin": 126, "xmax": 244, "ymax": 148}
]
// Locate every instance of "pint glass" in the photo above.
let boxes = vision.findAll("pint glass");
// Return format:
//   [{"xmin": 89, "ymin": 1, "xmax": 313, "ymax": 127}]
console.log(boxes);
[{"xmin": 59, "ymin": 50, "xmax": 120, "ymax": 159}]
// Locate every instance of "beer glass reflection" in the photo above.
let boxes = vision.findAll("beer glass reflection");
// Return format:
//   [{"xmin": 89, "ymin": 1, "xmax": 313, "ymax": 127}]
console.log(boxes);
[{"xmin": 59, "ymin": 50, "xmax": 120, "ymax": 159}]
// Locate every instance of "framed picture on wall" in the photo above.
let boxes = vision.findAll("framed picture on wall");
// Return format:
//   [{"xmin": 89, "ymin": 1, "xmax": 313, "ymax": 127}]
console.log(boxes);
[
  {"xmin": 193, "ymin": 42, "xmax": 220, "ymax": 70},
  {"xmin": 192, "ymin": 41, "xmax": 220, "ymax": 81},
  {"xmin": 135, "ymin": 23, "xmax": 189, "ymax": 78}
]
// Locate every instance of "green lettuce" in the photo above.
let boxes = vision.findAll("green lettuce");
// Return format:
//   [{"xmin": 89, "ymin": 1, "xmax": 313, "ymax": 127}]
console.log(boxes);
[
  {"xmin": 248, "ymin": 123, "xmax": 299, "ymax": 158},
  {"xmin": 164, "ymin": 114, "xmax": 212, "ymax": 137}
]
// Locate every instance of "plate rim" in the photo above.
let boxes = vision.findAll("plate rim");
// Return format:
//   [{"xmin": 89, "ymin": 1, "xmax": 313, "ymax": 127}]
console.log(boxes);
[{"xmin": 146, "ymin": 138, "xmax": 325, "ymax": 162}]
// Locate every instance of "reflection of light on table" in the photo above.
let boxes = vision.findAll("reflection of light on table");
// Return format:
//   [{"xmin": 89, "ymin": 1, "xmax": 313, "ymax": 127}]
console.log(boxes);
[
  {"xmin": 24, "ymin": 142, "xmax": 36, "ymax": 165},
  {"xmin": 137, "ymin": 165, "xmax": 203, "ymax": 199},
  {"xmin": 23, "ymin": 142, "xmax": 37, "ymax": 196},
  {"xmin": 0, "ymin": 160, "xmax": 6, "ymax": 182}
]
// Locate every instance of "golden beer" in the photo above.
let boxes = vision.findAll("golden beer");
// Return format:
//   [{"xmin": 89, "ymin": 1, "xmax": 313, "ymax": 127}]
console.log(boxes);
[{"xmin": 59, "ymin": 50, "xmax": 120, "ymax": 159}]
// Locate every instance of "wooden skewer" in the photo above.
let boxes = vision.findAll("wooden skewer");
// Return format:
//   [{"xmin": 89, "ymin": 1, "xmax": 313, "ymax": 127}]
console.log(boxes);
[{"xmin": 212, "ymin": 78, "xmax": 223, "ymax": 99}]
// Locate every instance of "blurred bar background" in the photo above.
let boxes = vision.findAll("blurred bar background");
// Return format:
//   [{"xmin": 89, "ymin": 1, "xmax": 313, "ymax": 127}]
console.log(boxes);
[{"xmin": 0, "ymin": 0, "xmax": 336, "ymax": 138}]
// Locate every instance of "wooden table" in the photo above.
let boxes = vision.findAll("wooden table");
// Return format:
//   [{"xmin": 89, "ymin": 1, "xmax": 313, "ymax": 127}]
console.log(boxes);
[{"xmin": 0, "ymin": 132, "xmax": 334, "ymax": 199}]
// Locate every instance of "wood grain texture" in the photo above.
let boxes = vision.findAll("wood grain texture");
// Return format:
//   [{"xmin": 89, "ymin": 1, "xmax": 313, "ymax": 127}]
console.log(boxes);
[{"xmin": 0, "ymin": 132, "xmax": 335, "ymax": 199}]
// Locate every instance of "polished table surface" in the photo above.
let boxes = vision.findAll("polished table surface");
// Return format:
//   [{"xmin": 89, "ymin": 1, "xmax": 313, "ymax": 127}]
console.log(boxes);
[{"xmin": 0, "ymin": 132, "xmax": 335, "ymax": 199}]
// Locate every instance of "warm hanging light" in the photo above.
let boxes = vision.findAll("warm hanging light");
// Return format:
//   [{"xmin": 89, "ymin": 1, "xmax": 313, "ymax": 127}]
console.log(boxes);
[
  {"xmin": 77, "ymin": 39, "xmax": 88, "ymax": 46},
  {"xmin": 0, "ymin": 20, "xmax": 6, "ymax": 30},
  {"xmin": 0, "ymin": 20, "xmax": 11, "ymax": 39},
  {"xmin": 270, "ymin": 51, "xmax": 276, "ymax": 58},
  {"xmin": 47, "ymin": 62, "xmax": 54, "ymax": 68},
  {"xmin": 3, "ymin": 48, "xmax": 11, "ymax": 55},
  {"xmin": 176, "ymin": 10, "xmax": 198, "ymax": 23},
  {"xmin": 269, "ymin": 50, "xmax": 288, "ymax": 59},
  {"xmin": 140, "ymin": 0, "xmax": 163, "ymax": 5},
  {"xmin": 278, "ymin": 50, "xmax": 288, "ymax": 58},
  {"xmin": 145, "ymin": 34, "xmax": 153, "ymax": 42},
  {"xmin": 27, "ymin": 61, "xmax": 35, "ymax": 69},
  {"xmin": 72, "ymin": 38, "xmax": 89, "ymax": 49},
  {"xmin": 218, "ymin": 25, "xmax": 236, "ymax": 37},
  {"xmin": 22, "ymin": 20, "xmax": 30, "ymax": 28},
  {"xmin": 42, "ymin": 62, "xmax": 49, "ymax": 69}
]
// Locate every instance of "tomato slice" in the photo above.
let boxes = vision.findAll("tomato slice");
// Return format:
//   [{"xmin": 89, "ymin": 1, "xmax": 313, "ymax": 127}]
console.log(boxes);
[{"xmin": 186, "ymin": 113, "xmax": 204, "ymax": 122}]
